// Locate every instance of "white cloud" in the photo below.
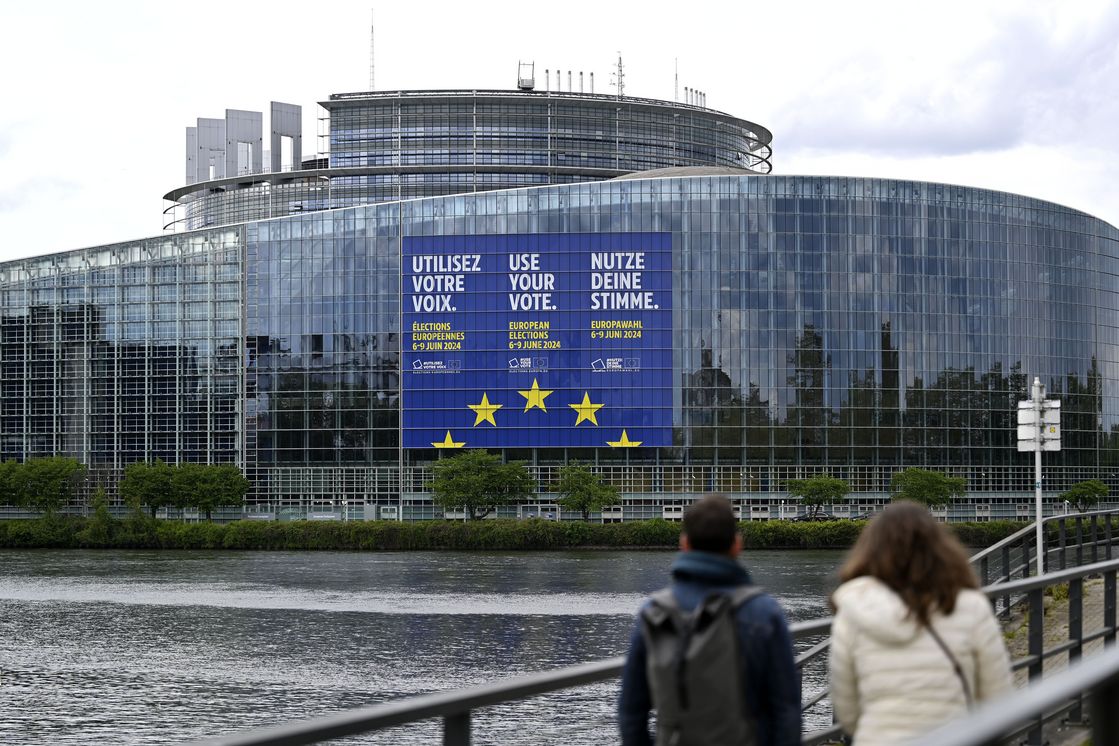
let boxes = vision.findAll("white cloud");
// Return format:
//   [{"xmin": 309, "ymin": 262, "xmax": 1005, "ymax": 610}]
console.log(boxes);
[{"xmin": 0, "ymin": 0, "xmax": 1116, "ymax": 262}]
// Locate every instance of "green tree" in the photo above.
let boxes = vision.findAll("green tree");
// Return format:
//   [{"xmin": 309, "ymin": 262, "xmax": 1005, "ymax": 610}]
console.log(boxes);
[
  {"xmin": 199, "ymin": 464, "xmax": 250, "ymax": 521},
  {"xmin": 0, "ymin": 460, "xmax": 19, "ymax": 506},
  {"xmin": 78, "ymin": 486, "xmax": 115, "ymax": 545},
  {"xmin": 14, "ymin": 457, "xmax": 86, "ymax": 517},
  {"xmin": 429, "ymin": 450, "xmax": 535, "ymax": 519},
  {"xmin": 171, "ymin": 463, "xmax": 249, "ymax": 521},
  {"xmin": 1061, "ymin": 479, "xmax": 1109, "ymax": 513},
  {"xmin": 119, "ymin": 460, "xmax": 174, "ymax": 518},
  {"xmin": 555, "ymin": 462, "xmax": 620, "ymax": 520},
  {"xmin": 889, "ymin": 468, "xmax": 966, "ymax": 507},
  {"xmin": 786, "ymin": 475, "xmax": 850, "ymax": 518}
]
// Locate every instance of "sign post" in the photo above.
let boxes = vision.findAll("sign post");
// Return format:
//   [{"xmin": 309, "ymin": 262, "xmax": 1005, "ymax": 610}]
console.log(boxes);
[{"xmin": 1017, "ymin": 377, "xmax": 1060, "ymax": 576}]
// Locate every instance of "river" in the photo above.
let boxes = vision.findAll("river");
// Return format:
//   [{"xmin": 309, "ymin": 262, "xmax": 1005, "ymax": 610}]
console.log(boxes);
[{"xmin": 0, "ymin": 548, "xmax": 843, "ymax": 744}]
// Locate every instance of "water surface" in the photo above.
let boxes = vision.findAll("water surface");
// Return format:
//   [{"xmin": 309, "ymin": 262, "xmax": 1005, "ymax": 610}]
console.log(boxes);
[{"xmin": 0, "ymin": 549, "xmax": 841, "ymax": 744}]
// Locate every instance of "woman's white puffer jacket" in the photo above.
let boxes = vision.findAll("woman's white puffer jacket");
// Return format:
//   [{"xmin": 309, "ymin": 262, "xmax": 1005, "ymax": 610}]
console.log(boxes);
[{"xmin": 829, "ymin": 576, "xmax": 1012, "ymax": 746}]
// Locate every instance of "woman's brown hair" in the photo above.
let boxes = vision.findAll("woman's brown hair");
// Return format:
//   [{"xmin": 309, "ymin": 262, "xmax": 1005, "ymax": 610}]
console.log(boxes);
[{"xmin": 833, "ymin": 500, "xmax": 978, "ymax": 624}]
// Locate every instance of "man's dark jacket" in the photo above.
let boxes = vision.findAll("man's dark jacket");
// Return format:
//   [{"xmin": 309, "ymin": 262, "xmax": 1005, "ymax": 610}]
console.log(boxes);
[{"xmin": 618, "ymin": 551, "xmax": 802, "ymax": 745}]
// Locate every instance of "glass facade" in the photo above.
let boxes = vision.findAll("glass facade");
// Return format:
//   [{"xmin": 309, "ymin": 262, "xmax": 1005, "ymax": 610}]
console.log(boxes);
[
  {"xmin": 0, "ymin": 231, "xmax": 242, "ymax": 482},
  {"xmin": 6, "ymin": 175, "xmax": 1119, "ymax": 517},
  {"xmin": 326, "ymin": 91, "xmax": 772, "ymax": 174}
]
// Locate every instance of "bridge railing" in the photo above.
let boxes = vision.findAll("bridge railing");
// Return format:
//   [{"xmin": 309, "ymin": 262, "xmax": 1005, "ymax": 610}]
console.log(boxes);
[
  {"xmin": 909, "ymin": 644, "xmax": 1119, "ymax": 746},
  {"xmin": 972, "ymin": 508, "xmax": 1119, "ymax": 623},
  {"xmin": 184, "ymin": 556, "xmax": 1119, "ymax": 746}
]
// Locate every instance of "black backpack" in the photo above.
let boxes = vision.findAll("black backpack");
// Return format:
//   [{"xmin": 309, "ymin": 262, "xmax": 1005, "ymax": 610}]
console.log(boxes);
[{"xmin": 639, "ymin": 585, "xmax": 763, "ymax": 746}]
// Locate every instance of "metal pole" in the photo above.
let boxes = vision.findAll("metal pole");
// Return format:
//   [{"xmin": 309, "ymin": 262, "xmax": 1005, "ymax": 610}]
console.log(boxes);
[
  {"xmin": 1034, "ymin": 377, "xmax": 1045, "ymax": 576},
  {"xmin": 1036, "ymin": 445, "xmax": 1044, "ymax": 575},
  {"xmin": 1027, "ymin": 586, "xmax": 1045, "ymax": 745}
]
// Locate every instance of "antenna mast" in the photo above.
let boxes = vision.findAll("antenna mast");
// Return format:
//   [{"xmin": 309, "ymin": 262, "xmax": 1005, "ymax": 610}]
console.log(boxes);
[
  {"xmin": 369, "ymin": 10, "xmax": 375, "ymax": 90},
  {"xmin": 612, "ymin": 52, "xmax": 625, "ymax": 100}
]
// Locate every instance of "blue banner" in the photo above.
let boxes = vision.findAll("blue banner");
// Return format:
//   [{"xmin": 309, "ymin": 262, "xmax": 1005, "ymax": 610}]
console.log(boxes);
[{"xmin": 402, "ymin": 232, "xmax": 672, "ymax": 449}]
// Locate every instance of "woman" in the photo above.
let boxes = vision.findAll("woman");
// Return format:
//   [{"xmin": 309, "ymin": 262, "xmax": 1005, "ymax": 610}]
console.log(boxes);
[{"xmin": 829, "ymin": 501, "xmax": 1012, "ymax": 745}]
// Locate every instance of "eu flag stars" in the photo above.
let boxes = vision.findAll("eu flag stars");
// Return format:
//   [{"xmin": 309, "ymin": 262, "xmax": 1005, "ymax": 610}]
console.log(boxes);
[
  {"xmin": 468, "ymin": 393, "xmax": 502, "ymax": 426},
  {"xmin": 518, "ymin": 379, "xmax": 554, "ymax": 412},
  {"xmin": 570, "ymin": 392, "xmax": 604, "ymax": 426}
]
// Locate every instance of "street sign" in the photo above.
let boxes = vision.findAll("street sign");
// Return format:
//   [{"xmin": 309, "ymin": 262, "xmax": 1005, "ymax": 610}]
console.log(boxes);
[{"xmin": 1020, "ymin": 378, "xmax": 1059, "ymax": 575}]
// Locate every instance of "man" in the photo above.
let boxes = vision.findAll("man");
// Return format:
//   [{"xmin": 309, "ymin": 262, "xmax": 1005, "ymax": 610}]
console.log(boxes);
[{"xmin": 619, "ymin": 494, "xmax": 801, "ymax": 745}]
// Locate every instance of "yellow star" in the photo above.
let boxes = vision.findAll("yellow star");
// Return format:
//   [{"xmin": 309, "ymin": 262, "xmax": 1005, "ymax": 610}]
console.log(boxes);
[
  {"xmin": 569, "ymin": 392, "xmax": 604, "ymax": 426},
  {"xmin": 518, "ymin": 378, "xmax": 554, "ymax": 412},
  {"xmin": 432, "ymin": 431, "xmax": 465, "ymax": 448},
  {"xmin": 607, "ymin": 430, "xmax": 642, "ymax": 448},
  {"xmin": 468, "ymin": 393, "xmax": 503, "ymax": 427}
]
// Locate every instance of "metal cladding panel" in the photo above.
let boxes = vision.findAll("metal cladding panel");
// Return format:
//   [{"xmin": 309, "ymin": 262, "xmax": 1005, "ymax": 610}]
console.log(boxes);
[
  {"xmin": 224, "ymin": 109, "xmax": 263, "ymax": 177},
  {"xmin": 195, "ymin": 118, "xmax": 226, "ymax": 182},
  {"xmin": 185, "ymin": 127, "xmax": 197, "ymax": 186},
  {"xmin": 269, "ymin": 102, "xmax": 302, "ymax": 173}
]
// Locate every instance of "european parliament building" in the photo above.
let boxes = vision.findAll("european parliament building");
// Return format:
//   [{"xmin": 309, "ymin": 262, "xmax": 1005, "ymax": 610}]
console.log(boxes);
[{"xmin": 3, "ymin": 81, "xmax": 1118, "ymax": 520}]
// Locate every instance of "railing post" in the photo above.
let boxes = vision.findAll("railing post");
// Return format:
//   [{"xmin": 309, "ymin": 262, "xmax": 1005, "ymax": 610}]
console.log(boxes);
[
  {"xmin": 1108, "ymin": 513, "xmax": 1114, "ymax": 561},
  {"xmin": 1001, "ymin": 544, "xmax": 1011, "ymax": 615},
  {"xmin": 1092, "ymin": 515, "xmax": 1100, "ymax": 564},
  {"xmin": 1027, "ymin": 587, "xmax": 1044, "ymax": 745},
  {"xmin": 1077, "ymin": 516, "xmax": 1084, "ymax": 568},
  {"xmin": 1089, "ymin": 672, "xmax": 1119, "ymax": 746},
  {"xmin": 444, "ymin": 712, "xmax": 471, "ymax": 746},
  {"xmin": 1068, "ymin": 577, "xmax": 1085, "ymax": 725},
  {"xmin": 1059, "ymin": 518, "xmax": 1067, "ymax": 570},
  {"xmin": 981, "ymin": 556, "xmax": 989, "ymax": 588},
  {"xmin": 1107, "ymin": 570, "xmax": 1117, "ymax": 647}
]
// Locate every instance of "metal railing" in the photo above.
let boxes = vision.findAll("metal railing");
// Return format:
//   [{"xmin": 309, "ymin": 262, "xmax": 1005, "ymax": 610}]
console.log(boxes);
[
  {"xmin": 185, "ymin": 526, "xmax": 1119, "ymax": 746},
  {"xmin": 973, "ymin": 508, "xmax": 1119, "ymax": 589},
  {"xmin": 910, "ymin": 645, "xmax": 1119, "ymax": 746}
]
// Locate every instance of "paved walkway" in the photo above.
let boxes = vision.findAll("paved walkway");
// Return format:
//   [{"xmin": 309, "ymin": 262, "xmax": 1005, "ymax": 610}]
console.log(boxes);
[{"xmin": 1003, "ymin": 577, "xmax": 1106, "ymax": 746}]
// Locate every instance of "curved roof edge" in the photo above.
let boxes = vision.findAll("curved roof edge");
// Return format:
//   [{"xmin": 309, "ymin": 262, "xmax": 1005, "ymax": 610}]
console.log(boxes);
[{"xmin": 612, "ymin": 166, "xmax": 765, "ymax": 180}]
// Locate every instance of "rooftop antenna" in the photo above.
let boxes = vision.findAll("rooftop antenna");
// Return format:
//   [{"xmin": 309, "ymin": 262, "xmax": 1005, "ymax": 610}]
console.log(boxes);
[
  {"xmin": 611, "ymin": 52, "xmax": 625, "ymax": 100},
  {"xmin": 674, "ymin": 58, "xmax": 678, "ymax": 102},
  {"xmin": 368, "ymin": 10, "xmax": 375, "ymax": 90}
]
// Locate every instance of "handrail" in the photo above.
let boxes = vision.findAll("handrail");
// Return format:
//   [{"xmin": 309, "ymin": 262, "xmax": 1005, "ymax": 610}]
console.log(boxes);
[
  {"xmin": 187, "ymin": 658, "xmax": 626, "ymax": 746},
  {"xmin": 971, "ymin": 507, "xmax": 1119, "ymax": 564},
  {"xmin": 182, "ymin": 554, "xmax": 1119, "ymax": 746},
  {"xmin": 980, "ymin": 557, "xmax": 1119, "ymax": 595},
  {"xmin": 184, "ymin": 618, "xmax": 834, "ymax": 746},
  {"xmin": 908, "ymin": 646, "xmax": 1119, "ymax": 746}
]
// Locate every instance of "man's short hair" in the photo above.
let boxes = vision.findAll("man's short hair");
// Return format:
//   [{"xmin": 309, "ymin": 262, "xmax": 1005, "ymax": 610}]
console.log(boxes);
[{"xmin": 682, "ymin": 493, "xmax": 738, "ymax": 552}]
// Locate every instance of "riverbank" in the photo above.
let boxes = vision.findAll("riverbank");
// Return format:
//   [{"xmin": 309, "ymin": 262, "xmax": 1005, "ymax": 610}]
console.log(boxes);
[{"xmin": 0, "ymin": 515, "xmax": 1025, "ymax": 551}]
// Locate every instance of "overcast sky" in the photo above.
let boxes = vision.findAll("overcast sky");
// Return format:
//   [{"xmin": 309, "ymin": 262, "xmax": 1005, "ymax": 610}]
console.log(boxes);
[{"xmin": 0, "ymin": 0, "xmax": 1116, "ymax": 262}]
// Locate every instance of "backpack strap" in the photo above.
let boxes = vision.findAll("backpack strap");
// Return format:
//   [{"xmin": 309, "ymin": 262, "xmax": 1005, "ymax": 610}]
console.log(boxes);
[
  {"xmin": 642, "ymin": 588, "xmax": 693, "ymax": 710},
  {"xmin": 644, "ymin": 584, "xmax": 765, "ymax": 624}
]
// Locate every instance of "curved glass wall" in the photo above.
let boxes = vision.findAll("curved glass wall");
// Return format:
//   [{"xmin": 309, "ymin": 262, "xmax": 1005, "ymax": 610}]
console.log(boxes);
[
  {"xmin": 7, "ymin": 174, "xmax": 1119, "ymax": 517},
  {"xmin": 326, "ymin": 90, "xmax": 772, "ymax": 174},
  {"xmin": 244, "ymin": 175, "xmax": 1119, "ymax": 515},
  {"xmin": 166, "ymin": 90, "xmax": 772, "ymax": 233},
  {"xmin": 0, "ymin": 232, "xmax": 243, "ymax": 489}
]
